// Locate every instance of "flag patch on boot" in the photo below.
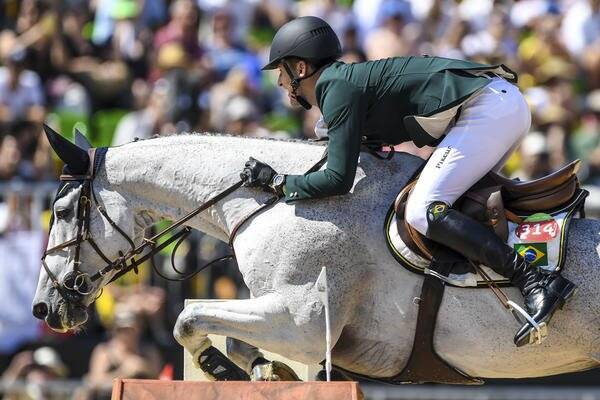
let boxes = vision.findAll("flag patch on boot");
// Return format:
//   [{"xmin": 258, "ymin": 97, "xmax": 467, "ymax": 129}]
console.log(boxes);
[{"xmin": 514, "ymin": 243, "xmax": 548, "ymax": 267}]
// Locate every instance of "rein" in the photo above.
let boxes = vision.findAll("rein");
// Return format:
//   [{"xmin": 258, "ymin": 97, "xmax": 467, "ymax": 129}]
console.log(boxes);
[{"xmin": 42, "ymin": 147, "xmax": 328, "ymax": 306}]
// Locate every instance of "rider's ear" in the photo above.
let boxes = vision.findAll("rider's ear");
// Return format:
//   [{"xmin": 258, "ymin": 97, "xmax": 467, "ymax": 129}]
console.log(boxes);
[
  {"xmin": 295, "ymin": 60, "xmax": 305, "ymax": 78},
  {"xmin": 43, "ymin": 124, "xmax": 90, "ymax": 174}
]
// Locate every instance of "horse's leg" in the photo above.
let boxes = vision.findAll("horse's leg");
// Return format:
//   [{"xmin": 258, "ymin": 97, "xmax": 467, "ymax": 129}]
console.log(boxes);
[
  {"xmin": 226, "ymin": 337, "xmax": 264, "ymax": 373},
  {"xmin": 174, "ymin": 293, "xmax": 325, "ymax": 377}
]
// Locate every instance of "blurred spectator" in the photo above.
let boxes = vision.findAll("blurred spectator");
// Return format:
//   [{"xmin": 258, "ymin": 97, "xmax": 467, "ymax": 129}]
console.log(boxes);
[
  {"xmin": 364, "ymin": 2, "xmax": 411, "ymax": 59},
  {"xmin": 49, "ymin": 2, "xmax": 94, "ymax": 70},
  {"xmin": 204, "ymin": 9, "xmax": 261, "ymax": 83},
  {"xmin": 154, "ymin": 0, "xmax": 203, "ymax": 61},
  {"xmin": 352, "ymin": 0, "xmax": 386, "ymax": 40},
  {"xmin": 110, "ymin": 0, "xmax": 154, "ymax": 79},
  {"xmin": 11, "ymin": 0, "xmax": 57, "ymax": 80},
  {"xmin": 92, "ymin": 0, "xmax": 167, "ymax": 47},
  {"xmin": 222, "ymin": 96, "xmax": 270, "ymax": 137},
  {"xmin": 209, "ymin": 68, "xmax": 259, "ymax": 131},
  {"xmin": 432, "ymin": 16, "xmax": 468, "ymax": 59},
  {"xmin": 561, "ymin": 0, "xmax": 600, "ymax": 87},
  {"xmin": 0, "ymin": 134, "xmax": 21, "ymax": 180},
  {"xmin": 572, "ymin": 90, "xmax": 600, "ymax": 183},
  {"xmin": 2, "ymin": 347, "xmax": 68, "ymax": 400},
  {"xmin": 460, "ymin": 10, "xmax": 517, "ymax": 60},
  {"xmin": 82, "ymin": 306, "xmax": 162, "ymax": 399},
  {"xmin": 112, "ymin": 79, "xmax": 170, "ymax": 145},
  {"xmin": 0, "ymin": 47, "xmax": 45, "ymax": 126},
  {"xmin": 339, "ymin": 24, "xmax": 367, "ymax": 61},
  {"xmin": 0, "ymin": 221, "xmax": 44, "ymax": 367},
  {"xmin": 518, "ymin": 15, "xmax": 572, "ymax": 84},
  {"xmin": 512, "ymin": 131, "xmax": 552, "ymax": 180},
  {"xmin": 156, "ymin": 42, "xmax": 209, "ymax": 131},
  {"xmin": 509, "ymin": 0, "xmax": 557, "ymax": 29}
]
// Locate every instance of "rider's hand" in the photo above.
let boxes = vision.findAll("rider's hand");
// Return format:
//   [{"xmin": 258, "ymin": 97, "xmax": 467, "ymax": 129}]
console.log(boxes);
[{"xmin": 240, "ymin": 157, "xmax": 277, "ymax": 190}]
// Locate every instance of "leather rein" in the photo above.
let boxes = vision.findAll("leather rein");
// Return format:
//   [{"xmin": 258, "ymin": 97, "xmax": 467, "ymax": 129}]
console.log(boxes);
[{"xmin": 41, "ymin": 147, "xmax": 328, "ymax": 307}]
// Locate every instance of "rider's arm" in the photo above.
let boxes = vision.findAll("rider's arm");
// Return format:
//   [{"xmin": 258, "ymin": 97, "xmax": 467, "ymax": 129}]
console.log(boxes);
[{"xmin": 283, "ymin": 80, "xmax": 365, "ymax": 202}]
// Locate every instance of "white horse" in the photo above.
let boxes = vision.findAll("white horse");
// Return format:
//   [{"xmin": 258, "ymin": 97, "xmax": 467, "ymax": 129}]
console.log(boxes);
[{"xmin": 33, "ymin": 131, "xmax": 600, "ymax": 381}]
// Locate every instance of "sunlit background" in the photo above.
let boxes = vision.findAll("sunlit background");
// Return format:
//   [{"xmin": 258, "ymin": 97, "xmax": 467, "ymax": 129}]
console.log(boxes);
[{"xmin": 1, "ymin": 0, "xmax": 599, "ymax": 398}]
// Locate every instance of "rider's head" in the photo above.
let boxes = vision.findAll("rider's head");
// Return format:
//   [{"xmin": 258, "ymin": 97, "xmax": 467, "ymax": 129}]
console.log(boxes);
[{"xmin": 263, "ymin": 16, "xmax": 342, "ymax": 110}]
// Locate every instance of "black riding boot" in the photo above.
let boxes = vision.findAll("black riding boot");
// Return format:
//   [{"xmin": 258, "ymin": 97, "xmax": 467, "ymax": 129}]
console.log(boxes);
[{"xmin": 424, "ymin": 202, "xmax": 577, "ymax": 347}]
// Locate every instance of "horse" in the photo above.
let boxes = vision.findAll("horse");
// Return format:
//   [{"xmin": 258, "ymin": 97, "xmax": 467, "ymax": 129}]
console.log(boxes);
[{"xmin": 32, "ymin": 128, "xmax": 600, "ymax": 381}]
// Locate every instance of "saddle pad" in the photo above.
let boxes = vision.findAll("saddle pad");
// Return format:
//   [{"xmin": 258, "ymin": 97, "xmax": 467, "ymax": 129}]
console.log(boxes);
[{"xmin": 384, "ymin": 189, "xmax": 588, "ymax": 288}]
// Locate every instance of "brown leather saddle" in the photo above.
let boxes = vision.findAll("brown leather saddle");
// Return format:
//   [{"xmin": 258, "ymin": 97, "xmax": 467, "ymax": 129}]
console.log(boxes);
[{"xmin": 395, "ymin": 159, "xmax": 581, "ymax": 262}]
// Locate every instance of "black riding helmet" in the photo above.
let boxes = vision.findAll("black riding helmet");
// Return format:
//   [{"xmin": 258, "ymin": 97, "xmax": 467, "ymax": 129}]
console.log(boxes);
[
  {"xmin": 263, "ymin": 16, "xmax": 341, "ymax": 109},
  {"xmin": 263, "ymin": 16, "xmax": 342, "ymax": 71}
]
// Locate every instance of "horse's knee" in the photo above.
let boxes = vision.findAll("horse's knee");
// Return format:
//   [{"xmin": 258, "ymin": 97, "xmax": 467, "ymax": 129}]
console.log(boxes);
[
  {"xmin": 404, "ymin": 197, "xmax": 429, "ymax": 236},
  {"xmin": 174, "ymin": 305, "xmax": 207, "ymax": 348}
]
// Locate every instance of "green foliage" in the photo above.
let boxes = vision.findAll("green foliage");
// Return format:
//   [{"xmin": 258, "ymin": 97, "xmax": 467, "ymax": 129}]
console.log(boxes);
[
  {"xmin": 91, "ymin": 109, "xmax": 128, "ymax": 147},
  {"xmin": 263, "ymin": 112, "xmax": 302, "ymax": 136}
]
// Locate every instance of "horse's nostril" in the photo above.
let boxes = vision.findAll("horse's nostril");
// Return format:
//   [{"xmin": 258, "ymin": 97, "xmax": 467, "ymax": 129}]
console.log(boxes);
[{"xmin": 32, "ymin": 302, "xmax": 49, "ymax": 319}]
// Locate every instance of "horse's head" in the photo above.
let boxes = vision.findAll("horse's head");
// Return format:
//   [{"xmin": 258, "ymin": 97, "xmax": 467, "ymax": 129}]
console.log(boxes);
[{"xmin": 32, "ymin": 125, "xmax": 138, "ymax": 332}]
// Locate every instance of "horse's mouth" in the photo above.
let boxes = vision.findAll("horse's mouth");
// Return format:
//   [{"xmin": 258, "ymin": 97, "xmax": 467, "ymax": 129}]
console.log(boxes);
[{"xmin": 46, "ymin": 302, "xmax": 88, "ymax": 332}]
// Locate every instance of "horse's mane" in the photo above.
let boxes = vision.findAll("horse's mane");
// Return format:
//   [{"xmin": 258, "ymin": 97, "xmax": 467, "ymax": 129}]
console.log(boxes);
[{"xmin": 124, "ymin": 132, "xmax": 326, "ymax": 147}]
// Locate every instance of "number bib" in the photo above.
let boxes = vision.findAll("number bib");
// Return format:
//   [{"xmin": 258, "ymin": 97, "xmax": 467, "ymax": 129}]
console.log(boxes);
[
  {"xmin": 509, "ymin": 213, "xmax": 565, "ymax": 271},
  {"xmin": 515, "ymin": 216, "xmax": 560, "ymax": 241}
]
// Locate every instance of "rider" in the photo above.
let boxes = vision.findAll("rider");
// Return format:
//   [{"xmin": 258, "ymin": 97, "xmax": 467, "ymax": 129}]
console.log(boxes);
[{"xmin": 240, "ymin": 16, "xmax": 577, "ymax": 347}]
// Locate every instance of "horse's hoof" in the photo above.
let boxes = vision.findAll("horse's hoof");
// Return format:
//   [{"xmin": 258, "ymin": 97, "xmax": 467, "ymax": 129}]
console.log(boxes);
[
  {"xmin": 197, "ymin": 346, "xmax": 250, "ymax": 381},
  {"xmin": 251, "ymin": 361, "xmax": 301, "ymax": 381}
]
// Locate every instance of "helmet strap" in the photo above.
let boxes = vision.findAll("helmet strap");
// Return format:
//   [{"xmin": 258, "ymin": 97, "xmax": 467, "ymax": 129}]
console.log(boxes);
[{"xmin": 282, "ymin": 61, "xmax": 319, "ymax": 110}]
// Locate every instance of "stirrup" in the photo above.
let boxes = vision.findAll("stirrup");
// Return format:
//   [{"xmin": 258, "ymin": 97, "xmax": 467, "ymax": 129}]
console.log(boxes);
[{"xmin": 507, "ymin": 300, "xmax": 548, "ymax": 345}]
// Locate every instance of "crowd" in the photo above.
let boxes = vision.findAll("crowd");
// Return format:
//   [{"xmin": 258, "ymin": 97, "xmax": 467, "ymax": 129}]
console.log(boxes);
[{"xmin": 0, "ymin": 0, "xmax": 599, "ymax": 397}]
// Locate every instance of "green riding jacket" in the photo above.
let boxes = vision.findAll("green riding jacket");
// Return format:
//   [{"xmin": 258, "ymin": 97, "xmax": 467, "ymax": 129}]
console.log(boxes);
[{"xmin": 283, "ymin": 55, "xmax": 517, "ymax": 202}]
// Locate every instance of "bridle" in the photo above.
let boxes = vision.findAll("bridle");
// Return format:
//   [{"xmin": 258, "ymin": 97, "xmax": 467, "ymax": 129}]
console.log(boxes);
[{"xmin": 41, "ymin": 147, "xmax": 286, "ymax": 306}]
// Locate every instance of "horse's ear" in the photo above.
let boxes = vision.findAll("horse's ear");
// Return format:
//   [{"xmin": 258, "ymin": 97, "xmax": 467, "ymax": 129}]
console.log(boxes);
[
  {"xmin": 74, "ymin": 128, "xmax": 92, "ymax": 151},
  {"xmin": 43, "ymin": 124, "xmax": 90, "ymax": 174}
]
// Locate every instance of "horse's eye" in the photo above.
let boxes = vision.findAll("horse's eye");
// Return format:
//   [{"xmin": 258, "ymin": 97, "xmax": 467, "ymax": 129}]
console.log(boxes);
[{"xmin": 55, "ymin": 208, "xmax": 72, "ymax": 220}]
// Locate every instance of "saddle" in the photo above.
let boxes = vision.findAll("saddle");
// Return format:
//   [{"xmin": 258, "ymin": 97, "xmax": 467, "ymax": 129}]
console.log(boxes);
[{"xmin": 395, "ymin": 159, "xmax": 582, "ymax": 263}]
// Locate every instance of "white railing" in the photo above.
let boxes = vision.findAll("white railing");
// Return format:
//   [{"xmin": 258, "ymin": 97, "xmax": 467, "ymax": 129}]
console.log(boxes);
[
  {"xmin": 361, "ymin": 384, "xmax": 600, "ymax": 400},
  {"xmin": 0, "ymin": 379, "xmax": 85, "ymax": 399}
]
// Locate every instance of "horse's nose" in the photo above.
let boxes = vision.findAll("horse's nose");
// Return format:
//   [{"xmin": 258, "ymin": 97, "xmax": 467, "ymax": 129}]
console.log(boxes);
[{"xmin": 32, "ymin": 302, "xmax": 49, "ymax": 319}]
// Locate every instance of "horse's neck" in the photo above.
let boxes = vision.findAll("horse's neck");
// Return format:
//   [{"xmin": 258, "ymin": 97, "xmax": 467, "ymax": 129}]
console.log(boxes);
[{"xmin": 97, "ymin": 135, "xmax": 323, "ymax": 241}]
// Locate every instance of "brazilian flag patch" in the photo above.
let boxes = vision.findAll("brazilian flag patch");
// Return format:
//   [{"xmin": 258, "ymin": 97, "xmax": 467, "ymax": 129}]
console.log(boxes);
[
  {"xmin": 514, "ymin": 243, "xmax": 548, "ymax": 267},
  {"xmin": 427, "ymin": 202, "xmax": 448, "ymax": 222}
]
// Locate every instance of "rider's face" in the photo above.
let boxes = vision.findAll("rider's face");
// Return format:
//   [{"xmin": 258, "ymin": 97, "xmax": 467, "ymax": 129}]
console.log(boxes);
[
  {"xmin": 277, "ymin": 64, "xmax": 298, "ymax": 107},
  {"xmin": 276, "ymin": 61, "xmax": 308, "ymax": 107}
]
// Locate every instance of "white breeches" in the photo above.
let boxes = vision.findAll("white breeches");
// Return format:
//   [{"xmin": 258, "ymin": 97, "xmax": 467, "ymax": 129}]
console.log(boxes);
[{"xmin": 405, "ymin": 78, "xmax": 531, "ymax": 236}]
